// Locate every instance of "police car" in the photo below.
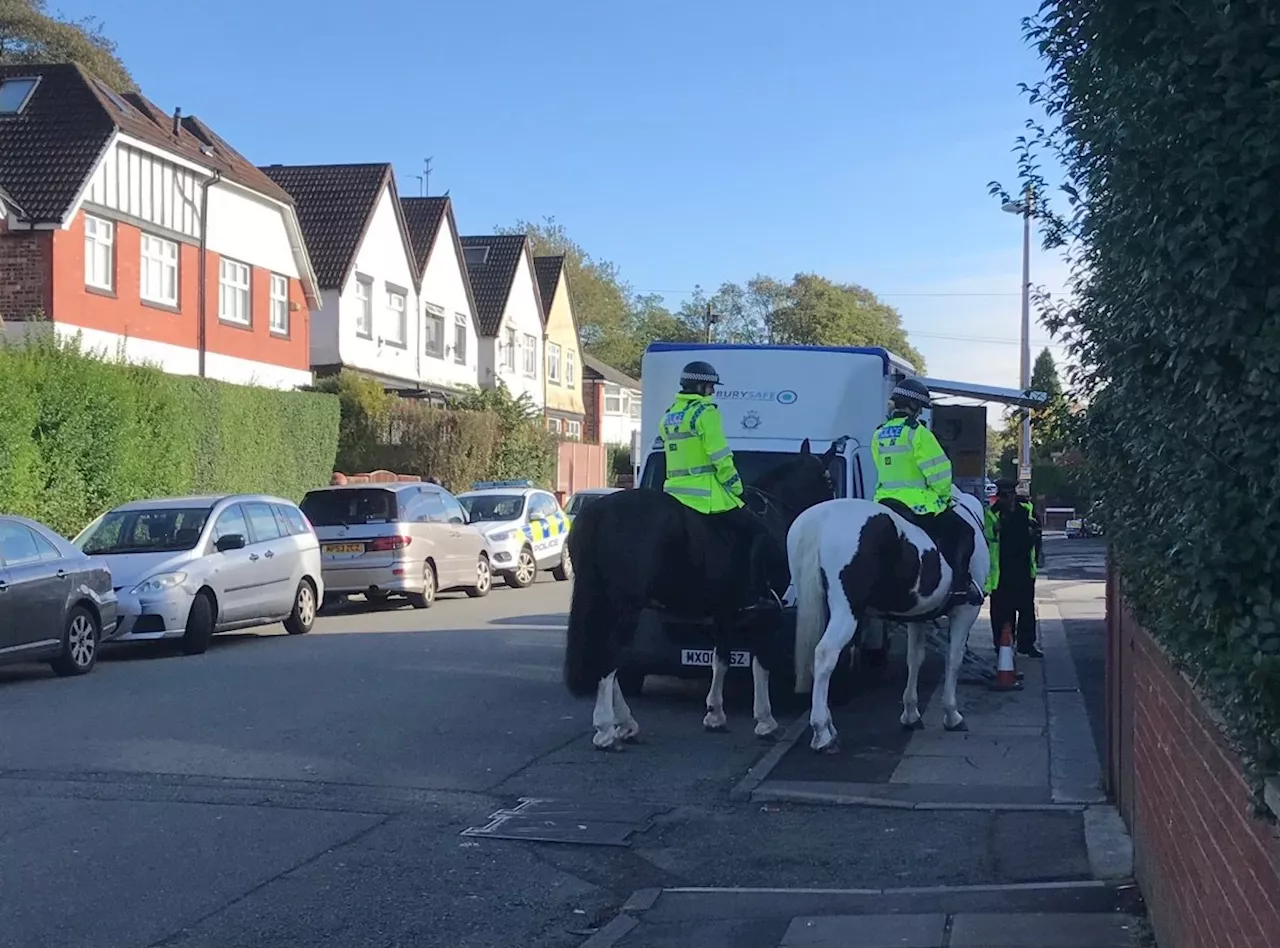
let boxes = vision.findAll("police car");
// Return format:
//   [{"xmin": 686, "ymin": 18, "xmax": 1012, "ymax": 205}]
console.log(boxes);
[{"xmin": 454, "ymin": 481, "xmax": 572, "ymax": 588}]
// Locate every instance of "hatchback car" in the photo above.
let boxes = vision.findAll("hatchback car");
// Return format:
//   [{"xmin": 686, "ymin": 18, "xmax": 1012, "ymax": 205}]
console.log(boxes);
[
  {"xmin": 74, "ymin": 495, "xmax": 323, "ymax": 655},
  {"xmin": 0, "ymin": 514, "xmax": 118, "ymax": 677},
  {"xmin": 299, "ymin": 482, "xmax": 492, "ymax": 610},
  {"xmin": 564, "ymin": 487, "xmax": 622, "ymax": 521}
]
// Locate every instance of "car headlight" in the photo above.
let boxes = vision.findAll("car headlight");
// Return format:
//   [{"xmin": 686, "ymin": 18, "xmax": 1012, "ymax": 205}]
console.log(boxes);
[
  {"xmin": 487, "ymin": 530, "xmax": 514, "ymax": 543},
  {"xmin": 132, "ymin": 572, "xmax": 188, "ymax": 595}
]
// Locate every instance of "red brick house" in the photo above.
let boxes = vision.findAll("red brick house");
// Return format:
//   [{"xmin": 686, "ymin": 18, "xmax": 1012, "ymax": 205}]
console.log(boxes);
[{"xmin": 0, "ymin": 63, "xmax": 320, "ymax": 389}]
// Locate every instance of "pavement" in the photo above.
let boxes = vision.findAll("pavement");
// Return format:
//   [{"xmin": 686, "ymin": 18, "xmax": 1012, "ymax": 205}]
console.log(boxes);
[{"xmin": 0, "ymin": 538, "xmax": 1140, "ymax": 948}]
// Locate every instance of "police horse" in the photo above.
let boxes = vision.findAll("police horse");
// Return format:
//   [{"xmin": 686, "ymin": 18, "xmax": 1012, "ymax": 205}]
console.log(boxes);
[
  {"xmin": 563, "ymin": 439, "xmax": 839, "ymax": 750},
  {"xmin": 781, "ymin": 487, "xmax": 991, "ymax": 752}
]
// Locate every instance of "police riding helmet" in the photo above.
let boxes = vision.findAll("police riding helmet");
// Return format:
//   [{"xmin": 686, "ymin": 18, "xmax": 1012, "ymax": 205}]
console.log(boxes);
[
  {"xmin": 680, "ymin": 360, "xmax": 720, "ymax": 394},
  {"xmin": 889, "ymin": 377, "xmax": 932, "ymax": 415}
]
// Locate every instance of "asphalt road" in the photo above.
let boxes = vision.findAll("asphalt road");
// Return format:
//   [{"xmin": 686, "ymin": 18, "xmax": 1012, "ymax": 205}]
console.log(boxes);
[{"xmin": 0, "ymin": 549, "xmax": 1110, "ymax": 948}]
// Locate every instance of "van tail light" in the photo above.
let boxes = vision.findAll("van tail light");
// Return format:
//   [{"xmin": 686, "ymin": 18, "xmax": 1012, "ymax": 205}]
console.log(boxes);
[{"xmin": 367, "ymin": 535, "xmax": 412, "ymax": 552}]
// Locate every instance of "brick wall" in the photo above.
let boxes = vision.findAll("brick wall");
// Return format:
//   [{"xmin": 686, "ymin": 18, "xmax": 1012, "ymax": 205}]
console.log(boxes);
[
  {"xmin": 0, "ymin": 220, "xmax": 52, "ymax": 319},
  {"xmin": 1109, "ymin": 566, "xmax": 1280, "ymax": 948},
  {"xmin": 583, "ymin": 378, "xmax": 602, "ymax": 444}
]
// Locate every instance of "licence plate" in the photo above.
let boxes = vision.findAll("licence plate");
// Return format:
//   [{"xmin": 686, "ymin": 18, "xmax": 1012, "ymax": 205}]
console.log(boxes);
[
  {"xmin": 324, "ymin": 543, "xmax": 365, "ymax": 554},
  {"xmin": 681, "ymin": 649, "xmax": 751, "ymax": 668}
]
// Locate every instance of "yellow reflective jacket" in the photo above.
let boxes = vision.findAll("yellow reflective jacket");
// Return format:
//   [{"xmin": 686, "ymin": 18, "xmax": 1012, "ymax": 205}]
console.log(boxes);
[
  {"xmin": 660, "ymin": 393, "xmax": 744, "ymax": 514},
  {"xmin": 871, "ymin": 416, "xmax": 951, "ymax": 515},
  {"xmin": 983, "ymin": 501, "xmax": 1039, "ymax": 593}
]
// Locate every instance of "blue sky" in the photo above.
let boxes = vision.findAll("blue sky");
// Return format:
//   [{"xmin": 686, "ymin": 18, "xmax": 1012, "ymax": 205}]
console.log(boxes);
[{"xmin": 64, "ymin": 0, "xmax": 1070, "ymax": 389}]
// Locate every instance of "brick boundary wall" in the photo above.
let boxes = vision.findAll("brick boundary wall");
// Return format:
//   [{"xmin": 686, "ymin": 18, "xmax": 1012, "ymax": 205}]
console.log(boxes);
[{"xmin": 1108, "ymin": 560, "xmax": 1280, "ymax": 948}]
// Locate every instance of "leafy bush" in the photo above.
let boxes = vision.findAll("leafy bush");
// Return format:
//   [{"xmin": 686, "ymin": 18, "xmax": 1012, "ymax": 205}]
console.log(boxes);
[
  {"xmin": 997, "ymin": 1, "xmax": 1280, "ymax": 799},
  {"xmin": 449, "ymin": 383, "xmax": 558, "ymax": 488},
  {"xmin": 366, "ymin": 403, "xmax": 499, "ymax": 492},
  {"xmin": 0, "ymin": 332, "xmax": 339, "ymax": 536}
]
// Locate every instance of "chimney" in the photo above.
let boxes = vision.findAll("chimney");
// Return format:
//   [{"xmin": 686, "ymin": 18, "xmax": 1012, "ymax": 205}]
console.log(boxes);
[{"xmin": 172, "ymin": 107, "xmax": 181, "ymax": 136}]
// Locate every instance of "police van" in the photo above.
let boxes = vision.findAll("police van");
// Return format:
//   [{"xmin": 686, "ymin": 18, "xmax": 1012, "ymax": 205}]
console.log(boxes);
[
  {"xmin": 624, "ymin": 341, "xmax": 1044, "ymax": 696},
  {"xmin": 455, "ymin": 481, "xmax": 573, "ymax": 589}
]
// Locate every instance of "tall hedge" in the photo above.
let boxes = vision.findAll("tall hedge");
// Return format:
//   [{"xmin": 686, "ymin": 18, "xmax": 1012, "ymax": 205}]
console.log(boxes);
[
  {"xmin": 0, "ymin": 333, "xmax": 339, "ymax": 536},
  {"xmin": 1000, "ymin": 1, "xmax": 1280, "ymax": 800}
]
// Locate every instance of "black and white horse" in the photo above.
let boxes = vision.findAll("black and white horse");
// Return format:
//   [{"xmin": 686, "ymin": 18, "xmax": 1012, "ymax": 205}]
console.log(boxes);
[
  {"xmin": 563, "ymin": 439, "xmax": 839, "ymax": 750},
  {"xmin": 784, "ymin": 488, "xmax": 990, "ymax": 752}
]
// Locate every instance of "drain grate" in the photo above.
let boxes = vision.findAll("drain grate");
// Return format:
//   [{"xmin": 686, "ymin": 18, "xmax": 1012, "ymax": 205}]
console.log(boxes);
[{"xmin": 462, "ymin": 798, "xmax": 668, "ymax": 847}]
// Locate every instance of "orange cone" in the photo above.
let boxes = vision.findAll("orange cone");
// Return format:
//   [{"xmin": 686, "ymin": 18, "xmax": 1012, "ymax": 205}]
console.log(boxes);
[{"xmin": 991, "ymin": 623, "xmax": 1022, "ymax": 691}]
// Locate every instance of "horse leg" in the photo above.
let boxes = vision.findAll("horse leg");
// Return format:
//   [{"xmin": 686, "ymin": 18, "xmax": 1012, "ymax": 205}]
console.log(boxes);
[
  {"xmin": 612, "ymin": 674, "xmax": 641, "ymax": 743},
  {"xmin": 703, "ymin": 652, "xmax": 730, "ymax": 732},
  {"xmin": 593, "ymin": 671, "xmax": 625, "ymax": 751},
  {"xmin": 751, "ymin": 655, "xmax": 779, "ymax": 740},
  {"xmin": 942, "ymin": 603, "xmax": 982, "ymax": 732},
  {"xmin": 810, "ymin": 611, "xmax": 856, "ymax": 752},
  {"xmin": 900, "ymin": 624, "xmax": 927, "ymax": 730}
]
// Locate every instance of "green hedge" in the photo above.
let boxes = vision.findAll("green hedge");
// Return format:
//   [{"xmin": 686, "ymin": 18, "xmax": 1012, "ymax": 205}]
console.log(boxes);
[
  {"xmin": 1002, "ymin": 1, "xmax": 1280, "ymax": 804},
  {"xmin": 0, "ymin": 333, "xmax": 339, "ymax": 536}
]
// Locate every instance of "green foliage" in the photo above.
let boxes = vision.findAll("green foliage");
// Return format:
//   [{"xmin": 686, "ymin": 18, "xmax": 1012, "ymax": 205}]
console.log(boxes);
[
  {"xmin": 368, "ymin": 403, "xmax": 499, "ymax": 493},
  {"xmin": 0, "ymin": 0, "xmax": 134, "ymax": 91},
  {"xmin": 997, "ymin": 0, "xmax": 1280, "ymax": 800},
  {"xmin": 0, "ymin": 333, "xmax": 338, "ymax": 536},
  {"xmin": 450, "ymin": 383, "xmax": 558, "ymax": 488},
  {"xmin": 311, "ymin": 371, "xmax": 396, "ymax": 473}
]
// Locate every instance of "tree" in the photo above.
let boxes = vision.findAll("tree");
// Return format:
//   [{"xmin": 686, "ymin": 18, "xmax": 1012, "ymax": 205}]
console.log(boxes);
[
  {"xmin": 1028, "ymin": 348, "xmax": 1070, "ymax": 452},
  {"xmin": 0, "ymin": 0, "xmax": 133, "ymax": 91}
]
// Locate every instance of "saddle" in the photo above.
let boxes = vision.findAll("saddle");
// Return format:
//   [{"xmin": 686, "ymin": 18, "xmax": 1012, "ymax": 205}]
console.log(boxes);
[{"xmin": 878, "ymin": 498, "xmax": 958, "ymax": 573}]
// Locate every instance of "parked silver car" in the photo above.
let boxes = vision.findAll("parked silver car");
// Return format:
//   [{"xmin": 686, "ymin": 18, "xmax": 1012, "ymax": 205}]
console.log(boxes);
[
  {"xmin": 0, "ymin": 514, "xmax": 119, "ymax": 677},
  {"xmin": 74, "ymin": 494, "xmax": 324, "ymax": 655},
  {"xmin": 300, "ymin": 482, "xmax": 492, "ymax": 610}
]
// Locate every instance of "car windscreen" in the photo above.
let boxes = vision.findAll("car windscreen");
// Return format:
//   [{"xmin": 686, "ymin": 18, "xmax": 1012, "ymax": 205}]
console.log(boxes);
[
  {"xmin": 78, "ymin": 507, "xmax": 212, "ymax": 555},
  {"xmin": 300, "ymin": 488, "xmax": 399, "ymax": 527},
  {"xmin": 566, "ymin": 492, "xmax": 610, "ymax": 516},
  {"xmin": 458, "ymin": 494, "xmax": 526, "ymax": 522},
  {"xmin": 639, "ymin": 450, "xmax": 846, "ymax": 498}
]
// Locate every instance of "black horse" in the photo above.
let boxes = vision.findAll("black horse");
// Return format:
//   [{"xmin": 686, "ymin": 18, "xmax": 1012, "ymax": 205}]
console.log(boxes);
[{"xmin": 563, "ymin": 438, "xmax": 839, "ymax": 750}]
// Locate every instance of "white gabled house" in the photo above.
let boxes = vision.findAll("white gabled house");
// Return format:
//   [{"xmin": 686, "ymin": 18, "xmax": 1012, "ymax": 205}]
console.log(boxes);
[{"xmin": 459, "ymin": 234, "xmax": 546, "ymax": 410}]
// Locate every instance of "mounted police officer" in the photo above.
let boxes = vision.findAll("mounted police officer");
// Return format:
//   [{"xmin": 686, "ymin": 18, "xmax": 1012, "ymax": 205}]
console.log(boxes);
[
  {"xmin": 660, "ymin": 360, "xmax": 776, "ymax": 611},
  {"xmin": 871, "ymin": 377, "xmax": 983, "ymax": 606}
]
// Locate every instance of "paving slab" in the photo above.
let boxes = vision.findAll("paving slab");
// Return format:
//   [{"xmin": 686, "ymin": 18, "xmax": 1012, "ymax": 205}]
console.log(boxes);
[
  {"xmin": 949, "ymin": 911, "xmax": 1137, "ymax": 947},
  {"xmin": 780, "ymin": 913, "xmax": 947, "ymax": 947}
]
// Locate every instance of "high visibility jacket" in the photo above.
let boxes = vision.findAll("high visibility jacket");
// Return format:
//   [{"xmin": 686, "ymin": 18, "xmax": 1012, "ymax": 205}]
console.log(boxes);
[
  {"xmin": 983, "ymin": 501, "xmax": 1039, "ymax": 593},
  {"xmin": 660, "ymin": 393, "xmax": 744, "ymax": 514},
  {"xmin": 872, "ymin": 416, "xmax": 951, "ymax": 516}
]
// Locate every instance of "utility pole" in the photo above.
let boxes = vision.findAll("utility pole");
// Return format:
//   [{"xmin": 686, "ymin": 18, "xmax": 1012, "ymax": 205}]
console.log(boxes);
[
  {"xmin": 423, "ymin": 158, "xmax": 433, "ymax": 196},
  {"xmin": 704, "ymin": 302, "xmax": 720, "ymax": 343},
  {"xmin": 1018, "ymin": 185, "xmax": 1033, "ymax": 496}
]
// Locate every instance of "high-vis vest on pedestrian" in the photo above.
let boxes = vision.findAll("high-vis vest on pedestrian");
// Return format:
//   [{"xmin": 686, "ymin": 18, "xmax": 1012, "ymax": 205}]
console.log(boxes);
[
  {"xmin": 660, "ymin": 393, "xmax": 744, "ymax": 514},
  {"xmin": 871, "ymin": 417, "xmax": 952, "ymax": 515},
  {"xmin": 983, "ymin": 502, "xmax": 1039, "ymax": 593}
]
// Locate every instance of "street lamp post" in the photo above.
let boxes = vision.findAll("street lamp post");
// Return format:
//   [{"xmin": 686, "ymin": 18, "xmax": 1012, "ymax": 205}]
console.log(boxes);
[{"xmin": 1002, "ymin": 187, "xmax": 1034, "ymax": 495}]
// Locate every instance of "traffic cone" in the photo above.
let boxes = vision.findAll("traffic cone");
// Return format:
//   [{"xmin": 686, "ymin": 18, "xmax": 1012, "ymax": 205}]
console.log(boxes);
[{"xmin": 990, "ymin": 622, "xmax": 1022, "ymax": 691}]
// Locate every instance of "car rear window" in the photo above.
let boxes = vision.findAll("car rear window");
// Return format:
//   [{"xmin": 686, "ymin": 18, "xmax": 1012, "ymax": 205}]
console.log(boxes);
[{"xmin": 300, "ymin": 489, "xmax": 399, "ymax": 526}]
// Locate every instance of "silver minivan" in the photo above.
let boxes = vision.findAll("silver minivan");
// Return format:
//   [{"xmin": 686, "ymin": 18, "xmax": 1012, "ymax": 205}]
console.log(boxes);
[{"xmin": 300, "ymin": 483, "xmax": 493, "ymax": 610}]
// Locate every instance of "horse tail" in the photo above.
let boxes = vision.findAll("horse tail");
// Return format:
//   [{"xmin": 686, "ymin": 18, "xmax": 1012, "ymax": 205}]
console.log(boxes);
[
  {"xmin": 564, "ymin": 502, "xmax": 610, "ymax": 697},
  {"xmin": 789, "ymin": 508, "xmax": 826, "ymax": 692}
]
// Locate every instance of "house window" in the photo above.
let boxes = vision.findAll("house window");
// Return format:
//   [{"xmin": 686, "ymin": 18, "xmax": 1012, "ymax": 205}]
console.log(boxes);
[
  {"xmin": 630, "ymin": 394, "xmax": 641, "ymax": 421},
  {"xmin": 565, "ymin": 349, "xmax": 576, "ymax": 386},
  {"xmin": 453, "ymin": 314, "xmax": 467, "ymax": 364},
  {"xmin": 140, "ymin": 233, "xmax": 178, "ymax": 307},
  {"xmin": 0, "ymin": 77, "xmax": 39, "ymax": 115},
  {"xmin": 503, "ymin": 327, "xmax": 516, "ymax": 371},
  {"xmin": 523, "ymin": 333, "xmax": 538, "ymax": 378},
  {"xmin": 385, "ymin": 287, "xmax": 407, "ymax": 347},
  {"xmin": 84, "ymin": 215, "xmax": 113, "ymax": 291},
  {"xmin": 355, "ymin": 276, "xmax": 373, "ymax": 338},
  {"xmin": 547, "ymin": 342, "xmax": 562, "ymax": 384},
  {"xmin": 424, "ymin": 304, "xmax": 444, "ymax": 358},
  {"xmin": 547, "ymin": 417, "xmax": 562, "ymax": 434},
  {"xmin": 567, "ymin": 420, "xmax": 581, "ymax": 440},
  {"xmin": 269, "ymin": 274, "xmax": 289, "ymax": 334},
  {"xmin": 604, "ymin": 383, "xmax": 622, "ymax": 413},
  {"xmin": 218, "ymin": 258, "xmax": 251, "ymax": 325}
]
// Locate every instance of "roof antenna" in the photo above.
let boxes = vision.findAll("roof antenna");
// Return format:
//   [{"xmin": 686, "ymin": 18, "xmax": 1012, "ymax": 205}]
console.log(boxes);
[
  {"xmin": 172, "ymin": 106, "xmax": 181, "ymax": 136},
  {"xmin": 423, "ymin": 157, "xmax": 432, "ymax": 196}
]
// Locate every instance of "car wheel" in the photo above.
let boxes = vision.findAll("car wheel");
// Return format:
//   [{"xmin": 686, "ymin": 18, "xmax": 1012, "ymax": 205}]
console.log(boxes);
[
  {"xmin": 616, "ymin": 668, "xmax": 645, "ymax": 697},
  {"xmin": 50, "ymin": 605, "xmax": 100, "ymax": 677},
  {"xmin": 284, "ymin": 579, "xmax": 318, "ymax": 635},
  {"xmin": 181, "ymin": 592, "xmax": 216, "ymax": 656},
  {"xmin": 505, "ymin": 547, "xmax": 537, "ymax": 588},
  {"xmin": 466, "ymin": 555, "xmax": 492, "ymax": 598},
  {"xmin": 408, "ymin": 561, "xmax": 437, "ymax": 609},
  {"xmin": 551, "ymin": 546, "xmax": 573, "ymax": 582},
  {"xmin": 320, "ymin": 593, "xmax": 347, "ymax": 614}
]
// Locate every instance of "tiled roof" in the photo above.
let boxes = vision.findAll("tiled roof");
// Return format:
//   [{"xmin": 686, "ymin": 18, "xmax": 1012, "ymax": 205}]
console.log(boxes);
[
  {"xmin": 259, "ymin": 163, "xmax": 398, "ymax": 290},
  {"xmin": 533, "ymin": 255, "xmax": 564, "ymax": 320},
  {"xmin": 459, "ymin": 234, "xmax": 542, "ymax": 337},
  {"xmin": 399, "ymin": 196, "xmax": 448, "ymax": 276},
  {"xmin": 0, "ymin": 63, "xmax": 294, "ymax": 223},
  {"xmin": 583, "ymin": 353, "xmax": 641, "ymax": 389}
]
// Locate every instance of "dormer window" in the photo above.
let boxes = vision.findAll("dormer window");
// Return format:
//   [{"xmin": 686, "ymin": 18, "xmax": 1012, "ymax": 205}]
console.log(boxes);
[
  {"xmin": 0, "ymin": 77, "xmax": 39, "ymax": 115},
  {"xmin": 463, "ymin": 245, "xmax": 489, "ymax": 267}
]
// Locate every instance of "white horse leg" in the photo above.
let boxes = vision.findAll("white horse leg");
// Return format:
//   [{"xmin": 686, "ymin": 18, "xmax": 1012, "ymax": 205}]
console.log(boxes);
[
  {"xmin": 810, "ymin": 613, "xmax": 856, "ymax": 752},
  {"xmin": 703, "ymin": 656, "xmax": 730, "ymax": 731},
  {"xmin": 751, "ymin": 656, "xmax": 779, "ymax": 739},
  {"xmin": 592, "ymin": 671, "xmax": 624, "ymax": 750},
  {"xmin": 900, "ymin": 624, "xmax": 927, "ymax": 729},
  {"xmin": 612, "ymin": 675, "xmax": 641, "ymax": 742},
  {"xmin": 943, "ymin": 604, "xmax": 982, "ymax": 732}
]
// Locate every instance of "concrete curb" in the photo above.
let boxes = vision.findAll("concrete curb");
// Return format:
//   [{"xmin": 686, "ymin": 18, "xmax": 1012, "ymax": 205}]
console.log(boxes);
[
  {"xmin": 575, "ymin": 913, "xmax": 637, "ymax": 948},
  {"xmin": 1037, "ymin": 597, "xmax": 1108, "ymax": 805},
  {"xmin": 1083, "ymin": 804, "xmax": 1135, "ymax": 881},
  {"xmin": 750, "ymin": 781, "xmax": 1085, "ymax": 812},
  {"xmin": 728, "ymin": 715, "xmax": 809, "ymax": 801}
]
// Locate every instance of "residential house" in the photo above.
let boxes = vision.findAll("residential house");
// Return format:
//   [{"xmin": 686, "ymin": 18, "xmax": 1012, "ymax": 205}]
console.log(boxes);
[
  {"xmin": 261, "ymin": 163, "xmax": 446, "ymax": 394},
  {"xmin": 583, "ymin": 354, "xmax": 642, "ymax": 447},
  {"xmin": 459, "ymin": 235, "xmax": 545, "ymax": 410},
  {"xmin": 533, "ymin": 255, "xmax": 585, "ymax": 438},
  {"xmin": 399, "ymin": 195, "xmax": 481, "ymax": 401},
  {"xmin": 0, "ymin": 63, "xmax": 321, "ymax": 389}
]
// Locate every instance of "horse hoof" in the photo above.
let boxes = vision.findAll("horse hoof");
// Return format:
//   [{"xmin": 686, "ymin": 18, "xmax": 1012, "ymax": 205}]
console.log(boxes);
[
  {"xmin": 818, "ymin": 740, "xmax": 841, "ymax": 755},
  {"xmin": 944, "ymin": 719, "xmax": 969, "ymax": 733},
  {"xmin": 704, "ymin": 724, "xmax": 730, "ymax": 734},
  {"xmin": 901, "ymin": 718, "xmax": 925, "ymax": 732},
  {"xmin": 756, "ymin": 729, "xmax": 780, "ymax": 743},
  {"xmin": 622, "ymin": 733, "xmax": 643, "ymax": 744}
]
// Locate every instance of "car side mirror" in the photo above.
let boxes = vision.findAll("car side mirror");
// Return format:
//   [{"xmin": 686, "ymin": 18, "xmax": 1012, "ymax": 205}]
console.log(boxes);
[{"xmin": 216, "ymin": 534, "xmax": 246, "ymax": 552}]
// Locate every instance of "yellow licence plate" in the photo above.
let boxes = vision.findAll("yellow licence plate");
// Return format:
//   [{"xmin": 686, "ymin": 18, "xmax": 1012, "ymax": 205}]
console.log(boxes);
[{"xmin": 324, "ymin": 543, "xmax": 365, "ymax": 554}]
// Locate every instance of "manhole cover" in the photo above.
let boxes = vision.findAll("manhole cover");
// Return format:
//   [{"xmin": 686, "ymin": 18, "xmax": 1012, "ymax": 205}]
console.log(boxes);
[{"xmin": 462, "ymin": 798, "xmax": 667, "ymax": 847}]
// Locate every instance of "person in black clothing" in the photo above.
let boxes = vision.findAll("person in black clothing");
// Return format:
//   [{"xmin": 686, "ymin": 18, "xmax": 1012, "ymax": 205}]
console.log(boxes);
[{"xmin": 988, "ymin": 478, "xmax": 1045, "ymax": 658}]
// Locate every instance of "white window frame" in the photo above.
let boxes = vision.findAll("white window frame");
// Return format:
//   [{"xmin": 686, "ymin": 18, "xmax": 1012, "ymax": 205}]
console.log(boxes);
[
  {"xmin": 565, "ymin": 348, "xmax": 576, "ymax": 386},
  {"xmin": 423, "ymin": 303, "xmax": 445, "ymax": 358},
  {"xmin": 604, "ymin": 383, "xmax": 622, "ymax": 414},
  {"xmin": 503, "ymin": 327, "xmax": 517, "ymax": 371},
  {"xmin": 547, "ymin": 342, "xmax": 562, "ymax": 384},
  {"xmin": 453, "ymin": 314, "xmax": 467, "ymax": 365},
  {"xmin": 629, "ymin": 392, "xmax": 641, "ymax": 421},
  {"xmin": 355, "ymin": 275, "xmax": 373, "ymax": 339},
  {"xmin": 384, "ymin": 286, "xmax": 407, "ymax": 348},
  {"xmin": 567, "ymin": 420, "xmax": 581, "ymax": 440},
  {"xmin": 547, "ymin": 417, "xmax": 562, "ymax": 434},
  {"xmin": 522, "ymin": 333, "xmax": 538, "ymax": 378},
  {"xmin": 140, "ymin": 232, "xmax": 178, "ymax": 307},
  {"xmin": 84, "ymin": 215, "xmax": 114, "ymax": 292},
  {"xmin": 269, "ymin": 273, "xmax": 289, "ymax": 335},
  {"xmin": 218, "ymin": 257, "xmax": 251, "ymax": 325}
]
